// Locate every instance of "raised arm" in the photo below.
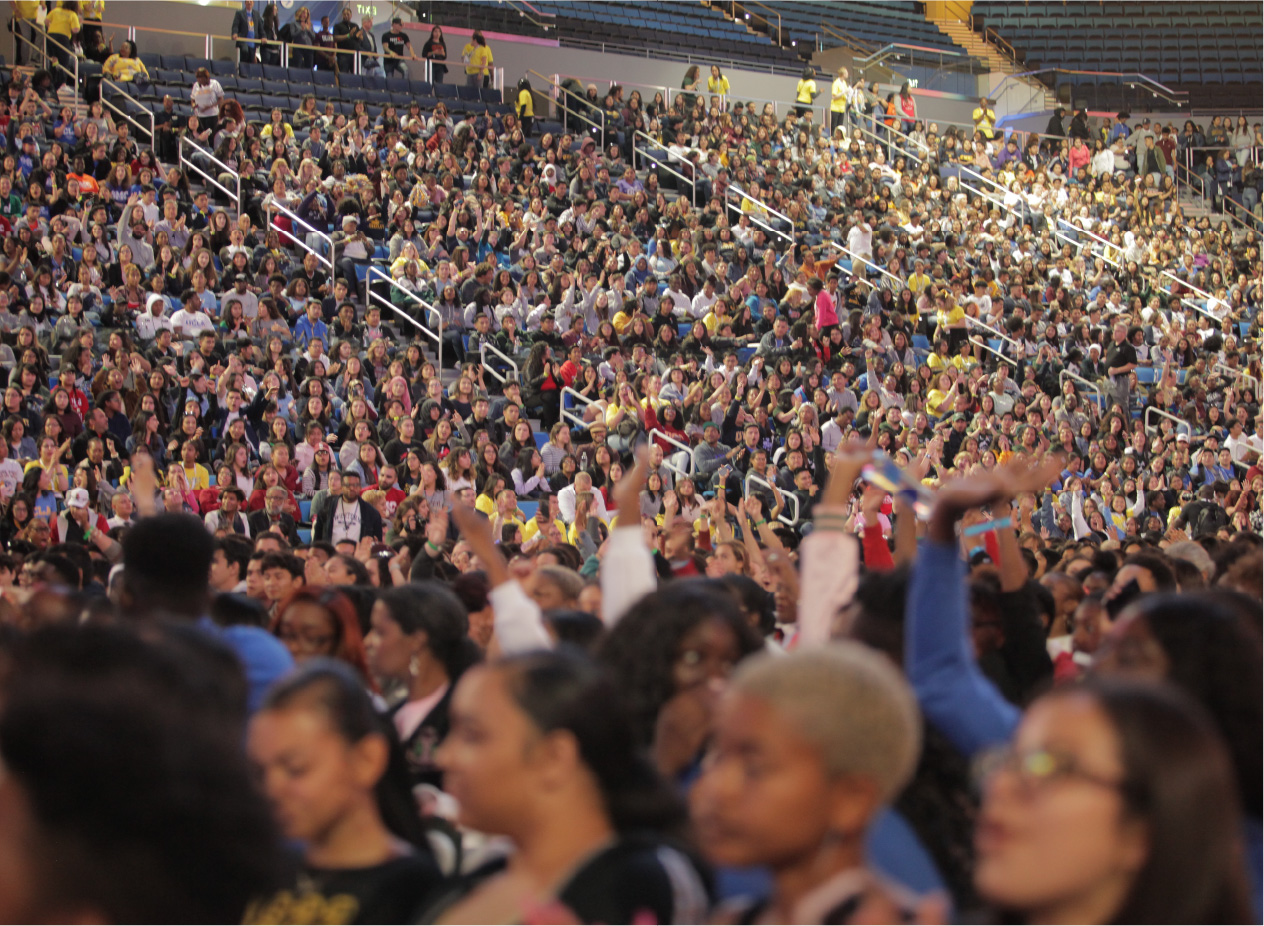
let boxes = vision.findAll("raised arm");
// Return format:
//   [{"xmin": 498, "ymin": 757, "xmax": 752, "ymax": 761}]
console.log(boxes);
[
  {"xmin": 906, "ymin": 456, "xmax": 1061, "ymax": 756},
  {"xmin": 451, "ymin": 502, "xmax": 553, "ymax": 654}
]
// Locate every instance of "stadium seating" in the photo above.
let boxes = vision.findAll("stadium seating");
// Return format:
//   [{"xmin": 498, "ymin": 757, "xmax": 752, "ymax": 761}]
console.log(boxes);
[
  {"xmin": 973, "ymin": 1, "xmax": 1261, "ymax": 106},
  {"xmin": 762, "ymin": 1, "xmax": 965, "ymax": 55}
]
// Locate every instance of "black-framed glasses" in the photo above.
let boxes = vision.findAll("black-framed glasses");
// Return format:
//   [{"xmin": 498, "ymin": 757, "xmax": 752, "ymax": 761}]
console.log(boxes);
[{"xmin": 973, "ymin": 746, "xmax": 1129, "ymax": 799}]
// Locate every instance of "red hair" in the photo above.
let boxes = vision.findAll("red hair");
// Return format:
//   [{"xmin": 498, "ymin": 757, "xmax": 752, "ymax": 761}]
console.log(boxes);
[{"xmin": 272, "ymin": 586, "xmax": 379, "ymax": 693}]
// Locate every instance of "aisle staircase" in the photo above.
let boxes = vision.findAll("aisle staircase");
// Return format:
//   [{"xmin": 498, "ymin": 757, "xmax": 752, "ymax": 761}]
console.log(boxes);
[{"xmin": 926, "ymin": 8, "xmax": 1057, "ymax": 111}]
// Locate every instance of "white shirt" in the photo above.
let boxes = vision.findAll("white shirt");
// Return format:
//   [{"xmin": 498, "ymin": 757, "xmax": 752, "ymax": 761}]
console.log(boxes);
[
  {"xmin": 557, "ymin": 483, "xmax": 609, "ymax": 524},
  {"xmin": 134, "ymin": 311, "xmax": 173, "ymax": 341},
  {"xmin": 330, "ymin": 498, "xmax": 363, "ymax": 543},
  {"xmin": 0, "ymin": 458, "xmax": 21, "ymax": 497},
  {"xmin": 691, "ymin": 289, "xmax": 718, "ymax": 320},
  {"xmin": 169, "ymin": 308, "xmax": 215, "ymax": 338},
  {"xmin": 846, "ymin": 222, "xmax": 872, "ymax": 259},
  {"xmin": 190, "ymin": 79, "xmax": 224, "ymax": 119}
]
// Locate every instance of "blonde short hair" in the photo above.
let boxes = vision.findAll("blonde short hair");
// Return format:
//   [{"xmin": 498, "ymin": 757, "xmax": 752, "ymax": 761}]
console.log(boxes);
[{"xmin": 731, "ymin": 642, "xmax": 921, "ymax": 805}]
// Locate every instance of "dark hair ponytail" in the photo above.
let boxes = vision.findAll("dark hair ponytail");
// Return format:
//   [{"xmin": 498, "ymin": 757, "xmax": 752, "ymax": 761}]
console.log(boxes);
[
  {"xmin": 377, "ymin": 582, "xmax": 482, "ymax": 681},
  {"xmin": 502, "ymin": 650, "xmax": 687, "ymax": 839},
  {"xmin": 263, "ymin": 659, "xmax": 431, "ymax": 850}
]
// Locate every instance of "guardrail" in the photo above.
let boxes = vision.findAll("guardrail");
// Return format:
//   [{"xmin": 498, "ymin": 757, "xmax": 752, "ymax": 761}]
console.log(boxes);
[
  {"xmin": 365, "ymin": 267, "xmax": 443, "ymax": 376},
  {"xmin": 745, "ymin": 470, "xmax": 798, "ymax": 526},
  {"xmin": 266, "ymin": 199, "xmax": 335, "ymax": 277},
  {"xmin": 726, "ymin": 185, "xmax": 794, "ymax": 246},
  {"xmin": 965, "ymin": 316, "xmax": 1022, "ymax": 353},
  {"xmin": 822, "ymin": 241, "xmax": 903, "ymax": 290},
  {"xmin": 648, "ymin": 428, "xmax": 694, "ymax": 480},
  {"xmin": 560, "ymin": 385, "xmax": 598, "ymax": 431},
  {"xmin": 969, "ymin": 336, "xmax": 1014, "ymax": 368},
  {"xmin": 533, "ymin": 69, "xmax": 603, "ymax": 140},
  {"xmin": 632, "ymin": 131, "xmax": 697, "ymax": 208},
  {"xmin": 100, "ymin": 77, "xmax": 155, "ymax": 146},
  {"xmin": 479, "ymin": 340, "xmax": 520, "ymax": 386},
  {"xmin": 31, "ymin": 23, "xmax": 77, "ymax": 92},
  {"xmin": 1144, "ymin": 406, "xmax": 1193, "ymax": 439},
  {"xmin": 1213, "ymin": 363, "xmax": 1262, "ymax": 401},
  {"xmin": 1059, "ymin": 368, "xmax": 1105, "ymax": 411},
  {"xmin": 179, "ymin": 135, "xmax": 241, "ymax": 215}
]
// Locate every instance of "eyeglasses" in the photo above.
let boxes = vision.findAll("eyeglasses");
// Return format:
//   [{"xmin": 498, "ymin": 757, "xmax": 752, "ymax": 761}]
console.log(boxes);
[{"xmin": 973, "ymin": 746, "xmax": 1129, "ymax": 799}]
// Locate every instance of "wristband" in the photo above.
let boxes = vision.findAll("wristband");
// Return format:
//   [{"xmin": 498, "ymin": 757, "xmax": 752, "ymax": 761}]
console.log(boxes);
[
  {"xmin": 425, "ymin": 539, "xmax": 441, "ymax": 553},
  {"xmin": 752, "ymin": 519, "xmax": 767, "ymax": 528}
]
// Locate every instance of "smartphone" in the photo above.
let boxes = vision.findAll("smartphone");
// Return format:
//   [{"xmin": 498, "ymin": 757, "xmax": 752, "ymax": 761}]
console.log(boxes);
[{"xmin": 860, "ymin": 451, "xmax": 933, "ymax": 519}]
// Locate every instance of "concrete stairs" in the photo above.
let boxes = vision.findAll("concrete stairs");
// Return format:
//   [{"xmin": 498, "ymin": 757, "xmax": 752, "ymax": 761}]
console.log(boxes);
[{"xmin": 929, "ymin": 15, "xmax": 1057, "ymax": 112}]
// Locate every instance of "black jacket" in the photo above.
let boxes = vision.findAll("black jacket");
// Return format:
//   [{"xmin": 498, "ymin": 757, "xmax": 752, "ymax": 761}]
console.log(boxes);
[
  {"xmin": 313, "ymin": 495, "xmax": 383, "ymax": 543},
  {"xmin": 247, "ymin": 509, "xmax": 300, "ymax": 546},
  {"xmin": 230, "ymin": 7, "xmax": 260, "ymax": 46}
]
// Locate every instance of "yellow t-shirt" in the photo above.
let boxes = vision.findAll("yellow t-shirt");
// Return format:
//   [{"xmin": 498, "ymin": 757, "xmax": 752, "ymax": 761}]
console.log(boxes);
[
  {"xmin": 13, "ymin": 1, "xmax": 40, "ymax": 21},
  {"xmin": 103, "ymin": 54, "xmax": 149, "ymax": 82},
  {"xmin": 24, "ymin": 459, "xmax": 68, "ymax": 488},
  {"xmin": 521, "ymin": 517, "xmax": 566, "ymax": 542},
  {"xmin": 182, "ymin": 462, "xmax": 209, "ymax": 492},
  {"xmin": 611, "ymin": 310, "xmax": 634, "ymax": 334},
  {"xmin": 973, "ymin": 106, "xmax": 996, "ymax": 137},
  {"xmin": 936, "ymin": 303, "xmax": 965, "ymax": 330},
  {"xmin": 796, "ymin": 78, "xmax": 817, "ymax": 104},
  {"xmin": 830, "ymin": 78, "xmax": 849, "ymax": 112},
  {"xmin": 466, "ymin": 43, "xmax": 493, "ymax": 76},
  {"xmin": 707, "ymin": 75, "xmax": 730, "ymax": 95},
  {"xmin": 45, "ymin": 6, "xmax": 80, "ymax": 38},
  {"xmin": 907, "ymin": 272, "xmax": 932, "ymax": 296},
  {"xmin": 516, "ymin": 87, "xmax": 534, "ymax": 119},
  {"xmin": 926, "ymin": 388, "xmax": 954, "ymax": 418}
]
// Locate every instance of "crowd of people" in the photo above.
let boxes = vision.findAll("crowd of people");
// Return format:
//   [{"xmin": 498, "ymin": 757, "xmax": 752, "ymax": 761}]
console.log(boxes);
[{"xmin": 0, "ymin": 2, "xmax": 1260, "ymax": 923}]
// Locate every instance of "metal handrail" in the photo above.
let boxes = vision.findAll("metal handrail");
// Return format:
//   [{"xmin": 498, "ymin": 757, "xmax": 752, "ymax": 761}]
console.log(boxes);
[
  {"xmin": 727, "ymin": 185, "xmax": 794, "ymax": 242},
  {"xmin": 989, "ymin": 67, "xmax": 1188, "ymax": 116},
  {"xmin": 530, "ymin": 69, "xmax": 603, "ymax": 139},
  {"xmin": 178, "ymin": 135, "xmax": 241, "ymax": 215},
  {"xmin": 365, "ymin": 266, "xmax": 443, "ymax": 376},
  {"xmin": 560, "ymin": 385, "xmax": 597, "ymax": 431},
  {"xmin": 1213, "ymin": 363, "xmax": 1261, "ymax": 400},
  {"xmin": 821, "ymin": 240, "xmax": 902, "ymax": 289},
  {"xmin": 857, "ymin": 41, "xmax": 971, "ymax": 67},
  {"xmin": 648, "ymin": 427, "xmax": 694, "ymax": 479},
  {"xmin": 10, "ymin": 16, "xmax": 48, "ymax": 69},
  {"xmin": 1144, "ymin": 406, "xmax": 1193, "ymax": 438},
  {"xmin": 632, "ymin": 132, "xmax": 697, "ymax": 207},
  {"xmin": 744, "ymin": 0, "xmax": 784, "ymax": 45},
  {"xmin": 965, "ymin": 316, "xmax": 1022, "ymax": 352},
  {"xmin": 267, "ymin": 199, "xmax": 335, "ymax": 275},
  {"xmin": 100, "ymin": 77, "xmax": 155, "ymax": 146},
  {"xmin": 31, "ymin": 22, "xmax": 78, "ymax": 91},
  {"xmin": 745, "ymin": 470, "xmax": 798, "ymax": 526},
  {"xmin": 479, "ymin": 340, "xmax": 520, "ymax": 385},
  {"xmin": 1059, "ymin": 368, "xmax": 1105, "ymax": 409},
  {"xmin": 503, "ymin": 0, "xmax": 555, "ymax": 31},
  {"xmin": 817, "ymin": 21, "xmax": 874, "ymax": 55},
  {"xmin": 969, "ymin": 336, "xmax": 1016, "ymax": 368},
  {"xmin": 1056, "ymin": 366, "xmax": 1107, "ymax": 409}
]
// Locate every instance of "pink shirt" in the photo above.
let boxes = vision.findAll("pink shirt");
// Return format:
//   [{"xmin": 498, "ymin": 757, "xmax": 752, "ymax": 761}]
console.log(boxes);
[{"xmin": 815, "ymin": 288, "xmax": 840, "ymax": 328}]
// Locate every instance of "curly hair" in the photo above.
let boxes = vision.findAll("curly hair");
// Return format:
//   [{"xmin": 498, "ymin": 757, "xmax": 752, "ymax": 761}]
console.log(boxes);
[{"xmin": 595, "ymin": 578, "xmax": 763, "ymax": 749}]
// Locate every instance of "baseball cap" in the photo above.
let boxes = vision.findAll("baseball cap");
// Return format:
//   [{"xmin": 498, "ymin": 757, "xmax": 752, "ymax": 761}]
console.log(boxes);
[{"xmin": 65, "ymin": 487, "xmax": 90, "ymax": 509}]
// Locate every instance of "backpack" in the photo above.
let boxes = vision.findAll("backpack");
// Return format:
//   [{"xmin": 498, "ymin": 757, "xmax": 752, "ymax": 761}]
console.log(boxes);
[{"xmin": 1192, "ymin": 501, "xmax": 1229, "ymax": 537}]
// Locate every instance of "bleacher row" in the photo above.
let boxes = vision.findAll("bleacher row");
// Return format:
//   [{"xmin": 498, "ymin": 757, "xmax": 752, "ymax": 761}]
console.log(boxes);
[
  {"xmin": 762, "ymin": 0, "xmax": 963, "ymax": 56},
  {"xmin": 107, "ymin": 56, "xmax": 510, "ymax": 124},
  {"xmin": 459, "ymin": 0, "xmax": 801, "ymax": 70},
  {"xmin": 974, "ymin": 0, "xmax": 1262, "ymax": 86}
]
